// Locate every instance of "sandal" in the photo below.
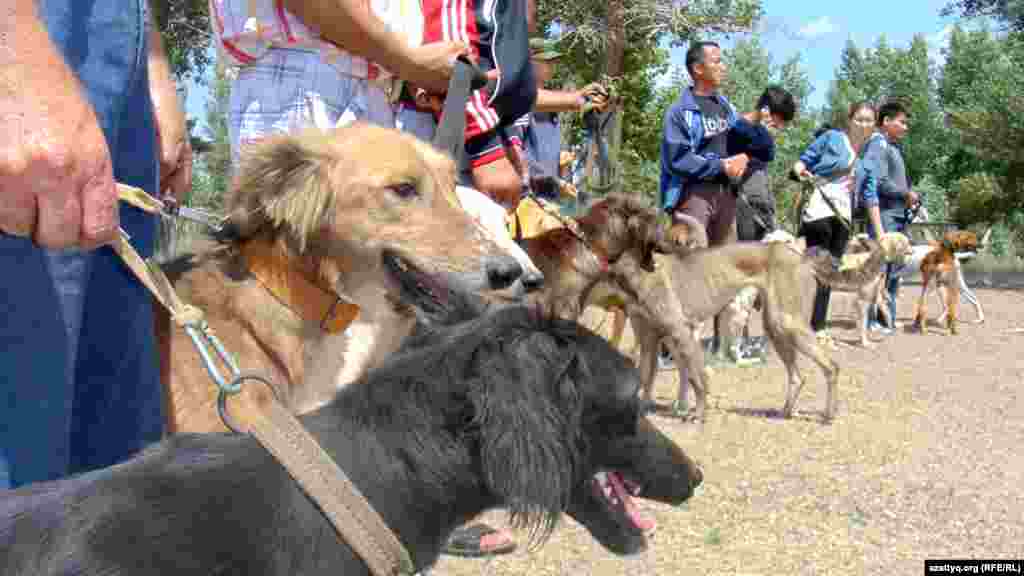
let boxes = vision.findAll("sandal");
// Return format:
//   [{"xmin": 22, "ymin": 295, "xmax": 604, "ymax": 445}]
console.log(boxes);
[{"xmin": 441, "ymin": 523, "xmax": 517, "ymax": 558}]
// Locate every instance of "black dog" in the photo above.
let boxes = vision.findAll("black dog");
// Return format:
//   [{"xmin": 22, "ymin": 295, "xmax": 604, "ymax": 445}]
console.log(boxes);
[{"xmin": 1, "ymin": 306, "xmax": 703, "ymax": 575}]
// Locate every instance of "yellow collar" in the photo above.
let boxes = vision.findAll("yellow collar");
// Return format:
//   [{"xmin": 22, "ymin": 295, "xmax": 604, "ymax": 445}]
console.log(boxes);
[{"xmin": 239, "ymin": 238, "xmax": 359, "ymax": 334}]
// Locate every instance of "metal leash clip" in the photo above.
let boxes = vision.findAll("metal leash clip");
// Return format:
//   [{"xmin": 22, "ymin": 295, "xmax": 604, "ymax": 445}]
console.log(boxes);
[{"xmin": 161, "ymin": 197, "xmax": 225, "ymax": 232}]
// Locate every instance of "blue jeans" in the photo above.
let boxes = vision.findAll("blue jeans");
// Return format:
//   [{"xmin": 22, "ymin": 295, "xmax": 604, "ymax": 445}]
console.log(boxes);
[
  {"xmin": 0, "ymin": 0, "xmax": 163, "ymax": 488},
  {"xmin": 868, "ymin": 211, "xmax": 907, "ymax": 327}
]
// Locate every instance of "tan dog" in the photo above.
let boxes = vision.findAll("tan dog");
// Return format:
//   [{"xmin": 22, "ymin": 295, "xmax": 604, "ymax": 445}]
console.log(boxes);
[
  {"xmin": 810, "ymin": 232, "xmax": 913, "ymax": 348},
  {"xmin": 156, "ymin": 124, "xmax": 523, "ymax": 434},
  {"xmin": 603, "ymin": 231, "xmax": 839, "ymax": 422},
  {"xmin": 520, "ymin": 194, "xmax": 669, "ymax": 321},
  {"xmin": 910, "ymin": 230, "xmax": 979, "ymax": 335}
]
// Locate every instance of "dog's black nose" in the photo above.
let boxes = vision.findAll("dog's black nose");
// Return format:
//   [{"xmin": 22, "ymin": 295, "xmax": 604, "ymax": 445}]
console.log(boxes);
[
  {"xmin": 485, "ymin": 257, "xmax": 523, "ymax": 291},
  {"xmin": 521, "ymin": 271, "xmax": 545, "ymax": 293}
]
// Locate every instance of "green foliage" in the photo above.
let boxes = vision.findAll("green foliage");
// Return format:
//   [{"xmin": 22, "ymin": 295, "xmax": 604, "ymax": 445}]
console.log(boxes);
[
  {"xmin": 942, "ymin": 0, "xmax": 1024, "ymax": 32},
  {"xmin": 152, "ymin": 0, "xmax": 214, "ymax": 83}
]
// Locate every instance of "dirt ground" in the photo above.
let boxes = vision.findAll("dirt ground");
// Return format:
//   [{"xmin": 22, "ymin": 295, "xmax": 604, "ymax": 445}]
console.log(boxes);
[{"xmin": 431, "ymin": 275, "xmax": 1024, "ymax": 576}]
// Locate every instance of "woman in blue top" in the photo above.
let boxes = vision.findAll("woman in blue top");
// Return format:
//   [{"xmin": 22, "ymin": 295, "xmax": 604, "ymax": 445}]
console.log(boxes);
[{"xmin": 791, "ymin": 101, "xmax": 877, "ymax": 349}]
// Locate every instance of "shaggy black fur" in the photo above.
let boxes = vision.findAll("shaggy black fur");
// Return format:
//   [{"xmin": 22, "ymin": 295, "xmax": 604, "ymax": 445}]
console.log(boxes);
[{"xmin": 1, "ymin": 306, "xmax": 702, "ymax": 575}]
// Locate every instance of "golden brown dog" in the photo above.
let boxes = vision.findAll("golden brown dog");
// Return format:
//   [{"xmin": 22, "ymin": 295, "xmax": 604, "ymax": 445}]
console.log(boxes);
[
  {"xmin": 156, "ymin": 123, "xmax": 523, "ymax": 434},
  {"xmin": 910, "ymin": 230, "xmax": 979, "ymax": 335},
  {"xmin": 811, "ymin": 232, "xmax": 914, "ymax": 348},
  {"xmin": 520, "ymin": 194, "xmax": 669, "ymax": 321}
]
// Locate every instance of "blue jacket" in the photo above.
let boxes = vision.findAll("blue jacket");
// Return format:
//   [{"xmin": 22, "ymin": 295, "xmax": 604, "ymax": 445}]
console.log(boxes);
[
  {"xmin": 859, "ymin": 132, "xmax": 909, "ymax": 214},
  {"xmin": 799, "ymin": 129, "xmax": 877, "ymax": 211},
  {"xmin": 659, "ymin": 87, "xmax": 738, "ymax": 212}
]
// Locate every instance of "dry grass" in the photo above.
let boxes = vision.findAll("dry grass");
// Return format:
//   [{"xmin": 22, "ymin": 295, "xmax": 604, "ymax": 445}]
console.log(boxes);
[{"xmin": 431, "ymin": 279, "xmax": 1024, "ymax": 575}]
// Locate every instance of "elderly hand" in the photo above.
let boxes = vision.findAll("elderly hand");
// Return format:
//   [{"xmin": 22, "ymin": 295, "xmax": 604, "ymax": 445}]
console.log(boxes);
[{"xmin": 0, "ymin": 24, "xmax": 118, "ymax": 249}]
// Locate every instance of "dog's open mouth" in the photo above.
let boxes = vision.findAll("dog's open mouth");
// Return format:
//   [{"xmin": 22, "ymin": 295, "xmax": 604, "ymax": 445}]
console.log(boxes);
[
  {"xmin": 382, "ymin": 250, "xmax": 488, "ymax": 325},
  {"xmin": 590, "ymin": 471, "xmax": 656, "ymax": 534},
  {"xmin": 382, "ymin": 250, "xmax": 451, "ymax": 310}
]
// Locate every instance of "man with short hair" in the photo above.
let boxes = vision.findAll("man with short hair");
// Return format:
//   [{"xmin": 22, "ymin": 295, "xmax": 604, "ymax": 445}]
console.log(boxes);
[
  {"xmin": 862, "ymin": 100, "xmax": 916, "ymax": 333},
  {"xmin": 659, "ymin": 40, "xmax": 750, "ymax": 245}
]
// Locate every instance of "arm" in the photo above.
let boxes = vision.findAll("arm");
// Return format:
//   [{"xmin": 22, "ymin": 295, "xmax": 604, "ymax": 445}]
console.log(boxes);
[
  {"xmin": 661, "ymin": 105, "xmax": 724, "ymax": 182},
  {"xmin": 859, "ymin": 139, "xmax": 885, "ymax": 236},
  {"xmin": 729, "ymin": 116, "xmax": 775, "ymax": 163},
  {"xmin": 873, "ymin": 142, "xmax": 907, "ymax": 201},
  {"xmin": 282, "ymin": 0, "xmax": 469, "ymax": 94},
  {"xmin": 147, "ymin": 19, "xmax": 192, "ymax": 200},
  {"xmin": 792, "ymin": 132, "xmax": 828, "ymax": 178},
  {"xmin": 534, "ymin": 84, "xmax": 608, "ymax": 114},
  {"xmin": 0, "ymin": 0, "xmax": 118, "ymax": 248}
]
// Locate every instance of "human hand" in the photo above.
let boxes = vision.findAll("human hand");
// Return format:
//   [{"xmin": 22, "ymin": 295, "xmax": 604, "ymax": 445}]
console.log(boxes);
[
  {"xmin": 400, "ymin": 41, "xmax": 498, "ymax": 95},
  {"xmin": 906, "ymin": 189, "xmax": 919, "ymax": 207},
  {"xmin": 577, "ymin": 83, "xmax": 609, "ymax": 112},
  {"xmin": 0, "ymin": 30, "xmax": 117, "ymax": 248},
  {"xmin": 722, "ymin": 154, "xmax": 749, "ymax": 180}
]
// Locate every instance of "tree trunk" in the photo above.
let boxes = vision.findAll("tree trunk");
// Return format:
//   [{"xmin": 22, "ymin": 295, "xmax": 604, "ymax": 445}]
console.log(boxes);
[{"xmin": 605, "ymin": 0, "xmax": 626, "ymax": 77}]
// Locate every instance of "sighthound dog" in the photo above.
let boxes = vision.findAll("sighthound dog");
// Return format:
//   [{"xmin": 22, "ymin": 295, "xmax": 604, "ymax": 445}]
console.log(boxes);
[
  {"xmin": 887, "ymin": 233, "xmax": 984, "ymax": 327},
  {"xmin": 909, "ymin": 230, "xmax": 981, "ymax": 334},
  {"xmin": 810, "ymin": 232, "xmax": 914, "ymax": 347},
  {"xmin": 157, "ymin": 124, "xmax": 524, "ymax": 434},
  {"xmin": 1, "ymin": 306, "xmax": 703, "ymax": 575},
  {"xmin": 610, "ymin": 233, "xmax": 840, "ymax": 423}
]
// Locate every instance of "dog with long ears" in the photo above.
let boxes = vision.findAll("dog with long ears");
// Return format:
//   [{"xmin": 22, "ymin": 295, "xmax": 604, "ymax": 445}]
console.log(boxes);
[
  {"xmin": 1, "ymin": 306, "xmax": 703, "ymax": 575},
  {"xmin": 810, "ymin": 232, "xmax": 914, "ymax": 347},
  {"xmin": 519, "ymin": 194, "xmax": 670, "ymax": 321},
  {"xmin": 157, "ymin": 123, "xmax": 525, "ymax": 434},
  {"xmin": 909, "ymin": 230, "xmax": 980, "ymax": 334}
]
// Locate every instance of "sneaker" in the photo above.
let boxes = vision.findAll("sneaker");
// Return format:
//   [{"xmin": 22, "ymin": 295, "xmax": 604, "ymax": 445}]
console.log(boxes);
[{"xmin": 867, "ymin": 322, "xmax": 893, "ymax": 336}]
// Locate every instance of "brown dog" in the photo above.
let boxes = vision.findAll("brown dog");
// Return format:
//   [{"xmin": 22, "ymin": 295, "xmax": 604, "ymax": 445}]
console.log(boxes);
[
  {"xmin": 911, "ymin": 230, "xmax": 979, "ymax": 335},
  {"xmin": 604, "ymin": 231, "xmax": 839, "ymax": 422},
  {"xmin": 156, "ymin": 123, "xmax": 523, "ymax": 434},
  {"xmin": 520, "ymin": 194, "xmax": 669, "ymax": 321}
]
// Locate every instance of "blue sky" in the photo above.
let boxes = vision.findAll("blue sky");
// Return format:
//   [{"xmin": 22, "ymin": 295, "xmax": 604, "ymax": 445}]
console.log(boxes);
[
  {"xmin": 688, "ymin": 0, "xmax": 960, "ymax": 109},
  {"xmin": 184, "ymin": 0, "xmax": 959, "ymax": 129}
]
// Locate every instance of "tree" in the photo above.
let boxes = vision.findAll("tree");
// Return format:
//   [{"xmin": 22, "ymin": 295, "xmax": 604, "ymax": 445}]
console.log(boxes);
[
  {"xmin": 152, "ymin": 0, "xmax": 214, "ymax": 83},
  {"xmin": 942, "ymin": 0, "xmax": 1024, "ymax": 32},
  {"xmin": 537, "ymin": 0, "xmax": 764, "ymax": 198}
]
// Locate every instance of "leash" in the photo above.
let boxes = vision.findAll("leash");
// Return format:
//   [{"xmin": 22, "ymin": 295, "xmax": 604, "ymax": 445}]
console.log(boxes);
[
  {"xmin": 114, "ymin": 184, "xmax": 416, "ymax": 576},
  {"xmin": 431, "ymin": 56, "xmax": 488, "ymax": 176}
]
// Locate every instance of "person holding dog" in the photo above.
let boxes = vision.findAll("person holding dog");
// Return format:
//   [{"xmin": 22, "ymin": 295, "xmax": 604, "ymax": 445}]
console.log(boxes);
[
  {"xmin": 215, "ymin": 0, "xmax": 477, "ymax": 168},
  {"xmin": 861, "ymin": 100, "xmax": 916, "ymax": 333},
  {"xmin": 791, "ymin": 101, "xmax": 878, "ymax": 349},
  {"xmin": 0, "ymin": 0, "xmax": 191, "ymax": 487}
]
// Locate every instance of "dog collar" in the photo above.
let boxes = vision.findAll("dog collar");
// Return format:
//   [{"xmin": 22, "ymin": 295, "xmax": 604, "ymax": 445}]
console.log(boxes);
[{"xmin": 240, "ymin": 238, "xmax": 360, "ymax": 334}]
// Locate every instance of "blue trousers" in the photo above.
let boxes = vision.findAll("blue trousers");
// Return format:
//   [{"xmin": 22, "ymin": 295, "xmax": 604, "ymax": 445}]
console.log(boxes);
[
  {"xmin": 868, "ymin": 211, "xmax": 908, "ymax": 327},
  {"xmin": 0, "ymin": 0, "xmax": 163, "ymax": 488}
]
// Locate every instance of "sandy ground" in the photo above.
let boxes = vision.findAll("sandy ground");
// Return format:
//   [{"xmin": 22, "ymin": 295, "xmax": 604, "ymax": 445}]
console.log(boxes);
[{"xmin": 430, "ymin": 277, "xmax": 1024, "ymax": 575}]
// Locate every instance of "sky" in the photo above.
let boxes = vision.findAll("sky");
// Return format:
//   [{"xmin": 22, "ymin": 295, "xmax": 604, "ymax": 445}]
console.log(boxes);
[{"xmin": 183, "ymin": 0, "xmax": 961, "ymax": 130}]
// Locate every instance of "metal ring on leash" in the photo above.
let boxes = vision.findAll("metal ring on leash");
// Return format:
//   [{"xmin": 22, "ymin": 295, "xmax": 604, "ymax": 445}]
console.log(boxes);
[{"xmin": 216, "ymin": 374, "xmax": 285, "ymax": 435}]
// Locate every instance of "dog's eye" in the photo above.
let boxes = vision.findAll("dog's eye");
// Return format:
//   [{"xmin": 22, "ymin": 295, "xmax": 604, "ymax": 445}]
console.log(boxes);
[{"xmin": 390, "ymin": 182, "xmax": 419, "ymax": 199}]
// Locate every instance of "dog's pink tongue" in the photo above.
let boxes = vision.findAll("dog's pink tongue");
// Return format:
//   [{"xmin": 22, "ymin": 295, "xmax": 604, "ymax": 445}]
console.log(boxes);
[{"xmin": 598, "ymin": 472, "xmax": 656, "ymax": 533}]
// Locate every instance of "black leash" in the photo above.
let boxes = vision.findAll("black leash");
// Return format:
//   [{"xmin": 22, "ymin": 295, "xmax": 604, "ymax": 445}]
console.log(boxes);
[{"xmin": 431, "ymin": 56, "xmax": 488, "ymax": 174}]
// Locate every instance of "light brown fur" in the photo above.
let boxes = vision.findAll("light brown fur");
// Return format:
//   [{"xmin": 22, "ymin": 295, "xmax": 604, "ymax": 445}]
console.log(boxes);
[
  {"xmin": 615, "ymin": 237, "xmax": 840, "ymax": 422},
  {"xmin": 810, "ymin": 233, "xmax": 913, "ymax": 347},
  {"xmin": 911, "ymin": 230, "xmax": 979, "ymax": 335},
  {"xmin": 157, "ymin": 123, "xmax": 518, "ymax": 434}
]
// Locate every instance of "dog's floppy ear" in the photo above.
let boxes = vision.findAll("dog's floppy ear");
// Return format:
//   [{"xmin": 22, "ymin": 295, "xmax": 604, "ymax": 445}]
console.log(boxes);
[
  {"xmin": 471, "ymin": 331, "xmax": 584, "ymax": 544},
  {"xmin": 226, "ymin": 127, "xmax": 340, "ymax": 252}
]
